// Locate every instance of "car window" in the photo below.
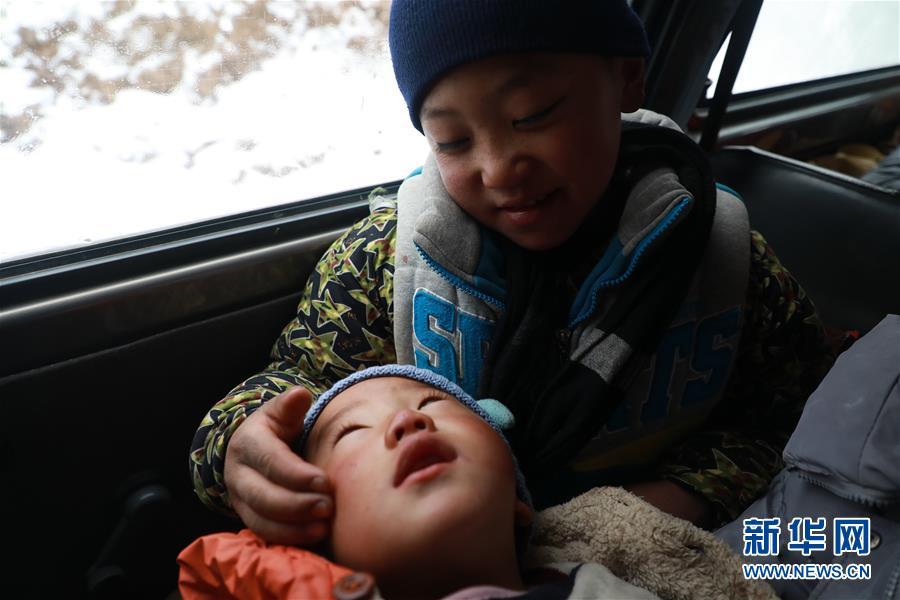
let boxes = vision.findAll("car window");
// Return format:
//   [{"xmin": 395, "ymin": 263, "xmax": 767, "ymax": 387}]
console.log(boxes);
[
  {"xmin": 707, "ymin": 0, "xmax": 900, "ymax": 98},
  {"xmin": 0, "ymin": 0, "xmax": 427, "ymax": 264}
]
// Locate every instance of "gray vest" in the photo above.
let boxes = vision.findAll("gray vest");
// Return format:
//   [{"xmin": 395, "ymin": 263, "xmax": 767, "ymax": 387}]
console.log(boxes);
[{"xmin": 393, "ymin": 112, "xmax": 750, "ymax": 471}]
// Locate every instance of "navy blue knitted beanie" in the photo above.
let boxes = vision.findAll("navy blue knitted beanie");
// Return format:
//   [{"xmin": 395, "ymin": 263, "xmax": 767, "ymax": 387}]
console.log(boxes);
[{"xmin": 389, "ymin": 0, "xmax": 651, "ymax": 132}]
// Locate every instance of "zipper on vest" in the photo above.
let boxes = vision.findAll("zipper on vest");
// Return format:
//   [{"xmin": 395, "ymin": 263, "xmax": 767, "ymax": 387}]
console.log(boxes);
[
  {"xmin": 415, "ymin": 243, "xmax": 506, "ymax": 308},
  {"xmin": 569, "ymin": 195, "xmax": 692, "ymax": 329}
]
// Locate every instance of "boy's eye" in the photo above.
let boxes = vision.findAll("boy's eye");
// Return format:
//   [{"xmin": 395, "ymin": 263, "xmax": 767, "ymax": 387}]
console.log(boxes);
[
  {"xmin": 434, "ymin": 138, "xmax": 469, "ymax": 154},
  {"xmin": 513, "ymin": 96, "xmax": 566, "ymax": 128}
]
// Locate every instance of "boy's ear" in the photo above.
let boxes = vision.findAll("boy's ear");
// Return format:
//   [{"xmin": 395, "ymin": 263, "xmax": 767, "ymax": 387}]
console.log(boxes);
[
  {"xmin": 514, "ymin": 500, "xmax": 534, "ymax": 528},
  {"xmin": 619, "ymin": 57, "xmax": 645, "ymax": 113}
]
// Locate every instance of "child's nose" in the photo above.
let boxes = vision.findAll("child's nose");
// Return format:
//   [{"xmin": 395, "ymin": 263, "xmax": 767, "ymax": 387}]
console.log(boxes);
[{"xmin": 386, "ymin": 408, "xmax": 436, "ymax": 446}]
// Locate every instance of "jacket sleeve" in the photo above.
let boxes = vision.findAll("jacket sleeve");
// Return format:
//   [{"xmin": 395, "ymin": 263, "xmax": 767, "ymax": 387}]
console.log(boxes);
[
  {"xmin": 190, "ymin": 207, "xmax": 398, "ymax": 514},
  {"xmin": 656, "ymin": 230, "xmax": 835, "ymax": 523},
  {"xmin": 177, "ymin": 529, "xmax": 356, "ymax": 600}
]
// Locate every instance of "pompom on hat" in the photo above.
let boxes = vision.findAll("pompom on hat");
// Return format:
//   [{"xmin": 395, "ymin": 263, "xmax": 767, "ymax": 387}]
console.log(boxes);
[
  {"xmin": 389, "ymin": 0, "xmax": 651, "ymax": 132},
  {"xmin": 297, "ymin": 364, "xmax": 531, "ymax": 508}
]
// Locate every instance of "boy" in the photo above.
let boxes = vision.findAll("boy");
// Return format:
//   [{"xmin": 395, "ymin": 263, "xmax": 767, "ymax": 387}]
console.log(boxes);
[
  {"xmin": 180, "ymin": 366, "xmax": 772, "ymax": 599},
  {"xmin": 190, "ymin": 0, "xmax": 833, "ymax": 546}
]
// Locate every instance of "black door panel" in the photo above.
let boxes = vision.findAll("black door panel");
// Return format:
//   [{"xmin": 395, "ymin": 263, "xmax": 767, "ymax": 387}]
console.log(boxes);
[{"xmin": 2, "ymin": 290, "xmax": 304, "ymax": 597}]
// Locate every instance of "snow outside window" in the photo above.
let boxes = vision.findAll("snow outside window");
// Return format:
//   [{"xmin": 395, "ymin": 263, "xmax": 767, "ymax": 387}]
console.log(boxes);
[
  {"xmin": 0, "ymin": 0, "xmax": 428, "ymax": 263},
  {"xmin": 707, "ymin": 0, "xmax": 900, "ymax": 98}
]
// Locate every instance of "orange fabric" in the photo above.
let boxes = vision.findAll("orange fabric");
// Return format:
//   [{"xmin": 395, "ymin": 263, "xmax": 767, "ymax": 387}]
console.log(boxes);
[{"xmin": 177, "ymin": 529, "xmax": 355, "ymax": 600}]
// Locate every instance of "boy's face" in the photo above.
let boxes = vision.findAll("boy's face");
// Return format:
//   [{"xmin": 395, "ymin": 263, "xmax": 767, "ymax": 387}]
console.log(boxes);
[
  {"xmin": 304, "ymin": 377, "xmax": 522, "ymax": 577},
  {"xmin": 421, "ymin": 52, "xmax": 644, "ymax": 251}
]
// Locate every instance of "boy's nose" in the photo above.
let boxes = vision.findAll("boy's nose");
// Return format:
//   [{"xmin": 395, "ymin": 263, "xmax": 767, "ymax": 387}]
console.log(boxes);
[
  {"xmin": 479, "ymin": 146, "xmax": 530, "ymax": 191},
  {"xmin": 386, "ymin": 408, "xmax": 436, "ymax": 447}
]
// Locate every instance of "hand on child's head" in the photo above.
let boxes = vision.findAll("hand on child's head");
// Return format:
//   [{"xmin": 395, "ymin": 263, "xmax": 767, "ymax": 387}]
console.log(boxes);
[{"xmin": 224, "ymin": 386, "xmax": 334, "ymax": 546}]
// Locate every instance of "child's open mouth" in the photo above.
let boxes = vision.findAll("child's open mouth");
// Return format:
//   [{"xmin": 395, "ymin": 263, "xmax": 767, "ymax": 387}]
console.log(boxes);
[
  {"xmin": 498, "ymin": 188, "xmax": 561, "ymax": 227},
  {"xmin": 393, "ymin": 436, "xmax": 458, "ymax": 487}
]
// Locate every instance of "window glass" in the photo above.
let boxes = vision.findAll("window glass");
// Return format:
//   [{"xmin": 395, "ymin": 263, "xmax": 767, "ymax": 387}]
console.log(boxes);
[
  {"xmin": 0, "ymin": 0, "xmax": 428, "ymax": 263},
  {"xmin": 707, "ymin": 0, "xmax": 900, "ymax": 98}
]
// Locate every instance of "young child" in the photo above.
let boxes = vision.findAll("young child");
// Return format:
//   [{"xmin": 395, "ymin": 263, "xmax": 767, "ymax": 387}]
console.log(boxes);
[
  {"xmin": 179, "ymin": 365, "xmax": 658, "ymax": 599},
  {"xmin": 179, "ymin": 365, "xmax": 774, "ymax": 600},
  {"xmin": 190, "ymin": 0, "xmax": 833, "ymax": 546}
]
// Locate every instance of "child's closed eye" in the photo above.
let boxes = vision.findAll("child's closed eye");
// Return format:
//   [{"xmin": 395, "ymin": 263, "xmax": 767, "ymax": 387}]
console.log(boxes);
[
  {"xmin": 333, "ymin": 422, "xmax": 368, "ymax": 446},
  {"xmin": 513, "ymin": 96, "xmax": 566, "ymax": 128},
  {"xmin": 418, "ymin": 394, "xmax": 447, "ymax": 409}
]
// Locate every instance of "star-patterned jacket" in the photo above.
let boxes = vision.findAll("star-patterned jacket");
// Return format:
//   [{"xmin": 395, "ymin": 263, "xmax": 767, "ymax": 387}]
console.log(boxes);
[{"xmin": 190, "ymin": 199, "xmax": 833, "ymax": 523}]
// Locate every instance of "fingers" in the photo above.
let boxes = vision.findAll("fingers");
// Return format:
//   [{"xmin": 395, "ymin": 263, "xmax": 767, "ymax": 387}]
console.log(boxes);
[
  {"xmin": 234, "ymin": 496, "xmax": 332, "ymax": 546},
  {"xmin": 224, "ymin": 385, "xmax": 335, "ymax": 545},
  {"xmin": 230, "ymin": 395, "xmax": 330, "ymax": 493},
  {"xmin": 261, "ymin": 385, "xmax": 314, "ymax": 443},
  {"xmin": 241, "ymin": 430, "xmax": 329, "ymax": 491},
  {"xmin": 227, "ymin": 448, "xmax": 334, "ymax": 545},
  {"xmin": 229, "ymin": 450, "xmax": 333, "ymax": 546},
  {"xmin": 233, "ymin": 466, "xmax": 333, "ymax": 524}
]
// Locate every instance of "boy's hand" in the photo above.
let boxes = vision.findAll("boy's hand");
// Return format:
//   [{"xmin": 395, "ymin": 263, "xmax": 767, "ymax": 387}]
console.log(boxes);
[
  {"xmin": 224, "ymin": 386, "xmax": 333, "ymax": 546},
  {"xmin": 624, "ymin": 480, "xmax": 714, "ymax": 529}
]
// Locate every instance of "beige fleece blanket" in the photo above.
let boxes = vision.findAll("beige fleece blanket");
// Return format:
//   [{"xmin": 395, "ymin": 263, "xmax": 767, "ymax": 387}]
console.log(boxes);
[{"xmin": 527, "ymin": 487, "xmax": 777, "ymax": 600}]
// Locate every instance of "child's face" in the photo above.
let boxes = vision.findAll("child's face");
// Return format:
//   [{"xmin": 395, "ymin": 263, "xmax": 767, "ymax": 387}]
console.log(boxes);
[
  {"xmin": 304, "ymin": 377, "xmax": 522, "ymax": 577},
  {"xmin": 421, "ymin": 52, "xmax": 644, "ymax": 251}
]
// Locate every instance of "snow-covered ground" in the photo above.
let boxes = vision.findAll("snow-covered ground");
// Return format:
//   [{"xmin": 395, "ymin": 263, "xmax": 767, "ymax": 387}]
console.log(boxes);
[
  {"xmin": 2, "ymin": 0, "xmax": 898, "ymax": 263},
  {"xmin": 1, "ymin": 0, "xmax": 428, "ymax": 262}
]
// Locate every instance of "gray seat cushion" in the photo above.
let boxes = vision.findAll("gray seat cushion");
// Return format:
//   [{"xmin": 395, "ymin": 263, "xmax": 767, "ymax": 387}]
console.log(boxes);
[{"xmin": 711, "ymin": 146, "xmax": 900, "ymax": 332}]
